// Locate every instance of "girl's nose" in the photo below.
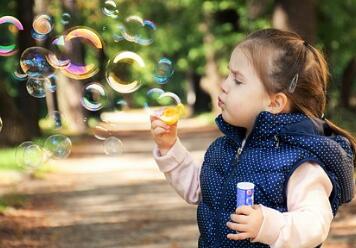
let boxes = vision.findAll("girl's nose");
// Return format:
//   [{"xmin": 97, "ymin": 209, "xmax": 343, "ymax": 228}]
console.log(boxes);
[{"xmin": 220, "ymin": 78, "xmax": 228, "ymax": 93}]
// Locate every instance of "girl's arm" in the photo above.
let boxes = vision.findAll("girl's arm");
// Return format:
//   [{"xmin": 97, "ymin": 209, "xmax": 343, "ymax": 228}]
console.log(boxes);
[
  {"xmin": 153, "ymin": 138, "xmax": 202, "ymax": 205},
  {"xmin": 251, "ymin": 162, "xmax": 333, "ymax": 248}
]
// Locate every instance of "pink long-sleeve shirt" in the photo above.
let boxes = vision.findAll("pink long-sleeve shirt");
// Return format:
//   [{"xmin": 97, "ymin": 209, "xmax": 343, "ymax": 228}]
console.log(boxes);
[{"xmin": 153, "ymin": 138, "xmax": 334, "ymax": 248}]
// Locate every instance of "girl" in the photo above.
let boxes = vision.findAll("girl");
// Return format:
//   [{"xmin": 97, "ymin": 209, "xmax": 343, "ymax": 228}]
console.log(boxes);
[{"xmin": 150, "ymin": 28, "xmax": 355, "ymax": 248}]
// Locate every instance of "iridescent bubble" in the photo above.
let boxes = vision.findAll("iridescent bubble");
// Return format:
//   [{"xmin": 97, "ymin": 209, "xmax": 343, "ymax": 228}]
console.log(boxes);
[
  {"xmin": 106, "ymin": 51, "xmax": 145, "ymax": 94},
  {"xmin": 48, "ymin": 111, "xmax": 65, "ymax": 129},
  {"xmin": 116, "ymin": 16, "xmax": 156, "ymax": 46},
  {"xmin": 0, "ymin": 16, "xmax": 24, "ymax": 56},
  {"xmin": 104, "ymin": 136, "xmax": 123, "ymax": 156},
  {"xmin": 61, "ymin": 13, "xmax": 71, "ymax": 25},
  {"xmin": 81, "ymin": 82, "xmax": 108, "ymax": 111},
  {"xmin": 26, "ymin": 77, "xmax": 49, "ymax": 98},
  {"xmin": 20, "ymin": 47, "xmax": 55, "ymax": 79},
  {"xmin": 93, "ymin": 124, "xmax": 110, "ymax": 140},
  {"xmin": 0, "ymin": 116, "xmax": 3, "ymax": 132},
  {"xmin": 60, "ymin": 27, "xmax": 103, "ymax": 80},
  {"xmin": 33, "ymin": 14, "xmax": 53, "ymax": 35},
  {"xmin": 145, "ymin": 89, "xmax": 185, "ymax": 125},
  {"xmin": 16, "ymin": 141, "xmax": 45, "ymax": 168},
  {"xmin": 44, "ymin": 134, "xmax": 72, "ymax": 159},
  {"xmin": 114, "ymin": 99, "xmax": 128, "ymax": 111},
  {"xmin": 12, "ymin": 66, "xmax": 28, "ymax": 81},
  {"xmin": 153, "ymin": 58, "xmax": 174, "ymax": 84},
  {"xmin": 102, "ymin": 0, "xmax": 119, "ymax": 18},
  {"xmin": 47, "ymin": 35, "xmax": 71, "ymax": 69},
  {"xmin": 45, "ymin": 75, "xmax": 57, "ymax": 93},
  {"xmin": 31, "ymin": 29, "xmax": 48, "ymax": 41}
]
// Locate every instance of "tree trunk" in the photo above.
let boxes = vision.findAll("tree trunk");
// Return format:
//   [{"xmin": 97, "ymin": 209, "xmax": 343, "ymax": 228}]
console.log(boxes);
[
  {"xmin": 16, "ymin": 0, "xmax": 42, "ymax": 137},
  {"xmin": 57, "ymin": 0, "xmax": 86, "ymax": 134},
  {"xmin": 340, "ymin": 57, "xmax": 356, "ymax": 109},
  {"xmin": 272, "ymin": 0, "xmax": 316, "ymax": 44},
  {"xmin": 199, "ymin": 15, "xmax": 222, "ymax": 115}
]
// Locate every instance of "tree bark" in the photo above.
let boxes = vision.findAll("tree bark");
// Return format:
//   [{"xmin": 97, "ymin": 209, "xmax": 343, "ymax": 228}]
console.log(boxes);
[
  {"xmin": 16, "ymin": 0, "xmax": 42, "ymax": 137},
  {"xmin": 57, "ymin": 0, "xmax": 86, "ymax": 134},
  {"xmin": 272, "ymin": 0, "xmax": 317, "ymax": 44},
  {"xmin": 340, "ymin": 57, "xmax": 356, "ymax": 109},
  {"xmin": 199, "ymin": 15, "xmax": 222, "ymax": 115}
]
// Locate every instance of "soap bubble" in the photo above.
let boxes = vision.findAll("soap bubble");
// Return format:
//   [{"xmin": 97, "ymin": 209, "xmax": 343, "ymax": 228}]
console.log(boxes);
[
  {"xmin": 106, "ymin": 51, "xmax": 145, "ymax": 94},
  {"xmin": 115, "ymin": 16, "xmax": 156, "ymax": 45},
  {"xmin": 44, "ymin": 134, "xmax": 72, "ymax": 159},
  {"xmin": 81, "ymin": 82, "xmax": 108, "ymax": 111},
  {"xmin": 144, "ymin": 89, "xmax": 185, "ymax": 125},
  {"xmin": 0, "ymin": 116, "xmax": 2, "ymax": 132},
  {"xmin": 102, "ymin": 0, "xmax": 119, "ymax": 19},
  {"xmin": 0, "ymin": 16, "xmax": 24, "ymax": 56},
  {"xmin": 33, "ymin": 14, "xmax": 53, "ymax": 35},
  {"xmin": 20, "ymin": 47, "xmax": 55, "ymax": 79},
  {"xmin": 60, "ymin": 27, "xmax": 103, "ymax": 80},
  {"xmin": 104, "ymin": 136, "xmax": 123, "ymax": 156},
  {"xmin": 153, "ymin": 58, "xmax": 174, "ymax": 84},
  {"xmin": 12, "ymin": 66, "xmax": 28, "ymax": 81},
  {"xmin": 47, "ymin": 35, "xmax": 71, "ymax": 68},
  {"xmin": 26, "ymin": 77, "xmax": 49, "ymax": 98},
  {"xmin": 93, "ymin": 124, "xmax": 110, "ymax": 140},
  {"xmin": 31, "ymin": 29, "xmax": 48, "ymax": 41},
  {"xmin": 61, "ymin": 13, "xmax": 71, "ymax": 25},
  {"xmin": 45, "ymin": 75, "xmax": 57, "ymax": 93},
  {"xmin": 16, "ymin": 141, "xmax": 45, "ymax": 168},
  {"xmin": 114, "ymin": 99, "xmax": 128, "ymax": 111}
]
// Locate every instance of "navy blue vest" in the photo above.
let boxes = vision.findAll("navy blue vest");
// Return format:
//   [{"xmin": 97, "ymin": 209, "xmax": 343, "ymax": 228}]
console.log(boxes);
[{"xmin": 197, "ymin": 111, "xmax": 354, "ymax": 247}]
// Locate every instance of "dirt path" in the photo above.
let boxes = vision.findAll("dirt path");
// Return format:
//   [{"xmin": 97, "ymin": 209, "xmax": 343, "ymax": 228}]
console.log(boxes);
[{"xmin": 0, "ymin": 130, "xmax": 355, "ymax": 248}]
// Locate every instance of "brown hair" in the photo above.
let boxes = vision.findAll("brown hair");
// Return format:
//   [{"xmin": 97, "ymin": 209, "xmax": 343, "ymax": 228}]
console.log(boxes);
[{"xmin": 238, "ymin": 28, "xmax": 355, "ymax": 165}]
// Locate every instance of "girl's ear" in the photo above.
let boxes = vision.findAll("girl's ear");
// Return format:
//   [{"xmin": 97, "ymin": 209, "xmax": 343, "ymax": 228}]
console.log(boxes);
[{"xmin": 266, "ymin": 92, "xmax": 290, "ymax": 114}]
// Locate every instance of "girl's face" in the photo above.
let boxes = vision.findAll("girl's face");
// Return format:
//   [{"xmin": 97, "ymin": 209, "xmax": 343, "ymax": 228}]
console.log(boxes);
[{"xmin": 218, "ymin": 47, "xmax": 271, "ymax": 132}]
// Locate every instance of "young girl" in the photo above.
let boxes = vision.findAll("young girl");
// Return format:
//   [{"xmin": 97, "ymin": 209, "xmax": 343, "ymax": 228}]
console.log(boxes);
[{"xmin": 150, "ymin": 28, "xmax": 355, "ymax": 248}]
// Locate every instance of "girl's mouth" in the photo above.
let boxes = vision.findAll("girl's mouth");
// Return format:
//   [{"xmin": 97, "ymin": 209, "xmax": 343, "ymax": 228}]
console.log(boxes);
[{"xmin": 218, "ymin": 97, "xmax": 224, "ymax": 107}]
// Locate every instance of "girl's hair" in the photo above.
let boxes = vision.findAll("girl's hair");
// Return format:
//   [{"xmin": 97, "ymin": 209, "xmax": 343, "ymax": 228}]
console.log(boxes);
[{"xmin": 238, "ymin": 28, "xmax": 356, "ymax": 165}]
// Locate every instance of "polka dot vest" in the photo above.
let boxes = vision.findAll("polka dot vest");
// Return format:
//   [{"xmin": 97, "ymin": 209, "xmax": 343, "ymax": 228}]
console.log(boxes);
[{"xmin": 197, "ymin": 111, "xmax": 354, "ymax": 247}]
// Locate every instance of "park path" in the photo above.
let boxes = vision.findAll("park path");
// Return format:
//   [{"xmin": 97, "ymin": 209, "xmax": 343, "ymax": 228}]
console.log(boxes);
[{"xmin": 0, "ymin": 119, "xmax": 355, "ymax": 248}]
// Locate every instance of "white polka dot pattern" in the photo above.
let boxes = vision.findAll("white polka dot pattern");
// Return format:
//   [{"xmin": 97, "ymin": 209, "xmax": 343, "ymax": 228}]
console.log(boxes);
[{"xmin": 197, "ymin": 111, "xmax": 355, "ymax": 247}]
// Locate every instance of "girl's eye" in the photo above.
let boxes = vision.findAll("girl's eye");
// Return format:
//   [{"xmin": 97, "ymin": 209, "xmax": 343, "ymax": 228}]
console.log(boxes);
[{"xmin": 234, "ymin": 79, "xmax": 243, "ymax": 85}]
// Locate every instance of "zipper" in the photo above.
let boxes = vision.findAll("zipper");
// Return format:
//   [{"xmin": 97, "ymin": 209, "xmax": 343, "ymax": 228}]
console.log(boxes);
[{"xmin": 235, "ymin": 138, "xmax": 247, "ymax": 162}]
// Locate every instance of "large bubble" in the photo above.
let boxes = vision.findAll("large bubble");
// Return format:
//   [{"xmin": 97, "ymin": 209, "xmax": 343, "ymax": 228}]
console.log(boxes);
[
  {"xmin": 0, "ymin": 16, "xmax": 24, "ymax": 56},
  {"xmin": 16, "ymin": 141, "xmax": 45, "ymax": 168},
  {"xmin": 48, "ymin": 27, "xmax": 103, "ymax": 80},
  {"xmin": 81, "ymin": 82, "xmax": 108, "ymax": 111},
  {"xmin": 153, "ymin": 58, "xmax": 174, "ymax": 84},
  {"xmin": 44, "ymin": 134, "xmax": 72, "ymax": 159},
  {"xmin": 106, "ymin": 51, "xmax": 145, "ymax": 94},
  {"xmin": 26, "ymin": 77, "xmax": 49, "ymax": 98},
  {"xmin": 144, "ymin": 89, "xmax": 185, "ymax": 125},
  {"xmin": 20, "ymin": 47, "xmax": 55, "ymax": 79}
]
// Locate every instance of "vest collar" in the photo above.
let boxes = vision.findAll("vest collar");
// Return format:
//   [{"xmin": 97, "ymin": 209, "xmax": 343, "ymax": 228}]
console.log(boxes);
[{"xmin": 215, "ymin": 111, "xmax": 312, "ymax": 146}]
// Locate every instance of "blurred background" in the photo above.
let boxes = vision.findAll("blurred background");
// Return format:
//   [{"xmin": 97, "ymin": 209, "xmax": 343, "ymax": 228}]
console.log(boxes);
[{"xmin": 0, "ymin": 0, "xmax": 355, "ymax": 247}]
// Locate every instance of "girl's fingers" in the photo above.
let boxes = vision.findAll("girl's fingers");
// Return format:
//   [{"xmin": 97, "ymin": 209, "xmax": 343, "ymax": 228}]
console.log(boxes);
[
  {"xmin": 151, "ymin": 119, "xmax": 170, "ymax": 130},
  {"xmin": 152, "ymin": 126, "xmax": 169, "ymax": 136},
  {"xmin": 230, "ymin": 214, "xmax": 249, "ymax": 224},
  {"xmin": 227, "ymin": 232, "xmax": 250, "ymax": 241},
  {"xmin": 226, "ymin": 222, "xmax": 248, "ymax": 232},
  {"xmin": 235, "ymin": 206, "xmax": 254, "ymax": 215}
]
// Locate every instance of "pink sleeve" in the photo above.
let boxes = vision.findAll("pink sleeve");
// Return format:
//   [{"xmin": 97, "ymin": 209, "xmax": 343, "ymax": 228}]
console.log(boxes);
[
  {"xmin": 153, "ymin": 138, "xmax": 201, "ymax": 205},
  {"xmin": 251, "ymin": 162, "xmax": 334, "ymax": 247}
]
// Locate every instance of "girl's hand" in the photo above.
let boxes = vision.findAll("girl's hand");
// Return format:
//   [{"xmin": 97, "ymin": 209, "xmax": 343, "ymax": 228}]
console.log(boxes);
[
  {"xmin": 150, "ymin": 114, "xmax": 178, "ymax": 156},
  {"xmin": 226, "ymin": 205, "xmax": 263, "ymax": 240}
]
